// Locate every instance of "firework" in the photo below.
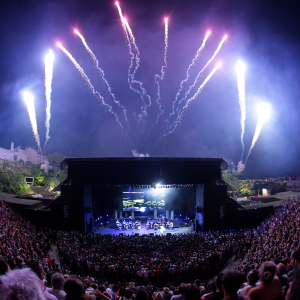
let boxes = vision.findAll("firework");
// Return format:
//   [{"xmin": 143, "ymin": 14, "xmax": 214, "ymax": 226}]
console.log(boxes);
[
  {"xmin": 236, "ymin": 60, "xmax": 246, "ymax": 160},
  {"xmin": 245, "ymin": 103, "xmax": 271, "ymax": 165},
  {"xmin": 23, "ymin": 91, "xmax": 42, "ymax": 152},
  {"xmin": 153, "ymin": 17, "xmax": 170, "ymax": 124},
  {"xmin": 172, "ymin": 31, "xmax": 210, "ymax": 115},
  {"xmin": 121, "ymin": 17, "xmax": 152, "ymax": 124},
  {"xmin": 164, "ymin": 62, "xmax": 222, "ymax": 140},
  {"xmin": 183, "ymin": 35, "xmax": 227, "ymax": 104},
  {"xmin": 44, "ymin": 49, "xmax": 54, "ymax": 150},
  {"xmin": 74, "ymin": 29, "xmax": 129, "ymax": 125},
  {"xmin": 184, "ymin": 62, "xmax": 222, "ymax": 108},
  {"xmin": 57, "ymin": 43, "xmax": 124, "ymax": 129}
]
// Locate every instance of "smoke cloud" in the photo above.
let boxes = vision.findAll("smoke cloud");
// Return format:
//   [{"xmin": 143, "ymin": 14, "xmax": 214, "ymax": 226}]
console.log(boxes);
[
  {"xmin": 235, "ymin": 160, "xmax": 245, "ymax": 174},
  {"xmin": 132, "ymin": 149, "xmax": 150, "ymax": 157}
]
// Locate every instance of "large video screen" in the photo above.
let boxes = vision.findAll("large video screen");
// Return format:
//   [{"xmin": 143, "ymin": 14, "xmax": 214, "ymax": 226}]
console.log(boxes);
[{"xmin": 123, "ymin": 191, "xmax": 165, "ymax": 211}]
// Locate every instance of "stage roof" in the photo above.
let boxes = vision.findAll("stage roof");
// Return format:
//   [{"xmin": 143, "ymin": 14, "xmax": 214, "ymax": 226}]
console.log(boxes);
[
  {"xmin": 61, "ymin": 157, "xmax": 229, "ymax": 170},
  {"xmin": 60, "ymin": 157, "xmax": 230, "ymax": 185}
]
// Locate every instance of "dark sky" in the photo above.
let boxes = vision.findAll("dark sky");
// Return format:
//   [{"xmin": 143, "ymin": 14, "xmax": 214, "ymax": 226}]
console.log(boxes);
[{"xmin": 1, "ymin": 0, "xmax": 300, "ymax": 179}]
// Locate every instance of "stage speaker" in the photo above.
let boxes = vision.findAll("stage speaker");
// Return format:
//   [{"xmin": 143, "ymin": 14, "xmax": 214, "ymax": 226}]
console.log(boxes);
[
  {"xmin": 150, "ymin": 233, "xmax": 154, "ymax": 236},
  {"xmin": 135, "ymin": 233, "xmax": 139, "ymax": 236},
  {"xmin": 167, "ymin": 233, "xmax": 171, "ymax": 236},
  {"xmin": 196, "ymin": 207, "xmax": 201, "ymax": 213},
  {"xmin": 119, "ymin": 233, "xmax": 123, "ymax": 236}
]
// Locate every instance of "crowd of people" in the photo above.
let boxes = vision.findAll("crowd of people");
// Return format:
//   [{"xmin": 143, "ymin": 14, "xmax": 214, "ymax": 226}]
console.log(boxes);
[{"xmin": 0, "ymin": 195, "xmax": 300, "ymax": 300}]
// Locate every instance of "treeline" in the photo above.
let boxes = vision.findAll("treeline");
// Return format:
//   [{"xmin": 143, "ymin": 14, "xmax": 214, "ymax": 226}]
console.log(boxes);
[{"xmin": 0, "ymin": 152, "xmax": 67, "ymax": 195}]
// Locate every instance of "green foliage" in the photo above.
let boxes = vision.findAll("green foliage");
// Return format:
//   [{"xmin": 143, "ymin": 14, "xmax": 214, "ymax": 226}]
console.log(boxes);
[
  {"xmin": 0, "ymin": 154, "xmax": 68, "ymax": 194},
  {"xmin": 239, "ymin": 179, "xmax": 256, "ymax": 197},
  {"xmin": 222, "ymin": 170, "xmax": 239, "ymax": 190},
  {"xmin": 15, "ymin": 182, "xmax": 30, "ymax": 195},
  {"xmin": 34, "ymin": 171, "xmax": 46, "ymax": 186}
]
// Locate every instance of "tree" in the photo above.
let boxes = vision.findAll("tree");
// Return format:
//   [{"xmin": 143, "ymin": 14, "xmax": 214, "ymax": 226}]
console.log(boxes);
[
  {"xmin": 222, "ymin": 170, "xmax": 239, "ymax": 190},
  {"xmin": 239, "ymin": 180, "xmax": 255, "ymax": 197}
]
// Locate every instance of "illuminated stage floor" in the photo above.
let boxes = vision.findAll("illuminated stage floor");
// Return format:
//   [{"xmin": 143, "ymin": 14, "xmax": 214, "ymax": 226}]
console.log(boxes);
[{"xmin": 94, "ymin": 224, "xmax": 193, "ymax": 236}]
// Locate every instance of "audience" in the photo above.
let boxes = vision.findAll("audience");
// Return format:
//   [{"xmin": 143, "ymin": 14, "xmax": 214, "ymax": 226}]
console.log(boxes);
[{"xmin": 1, "ymin": 195, "xmax": 300, "ymax": 300}]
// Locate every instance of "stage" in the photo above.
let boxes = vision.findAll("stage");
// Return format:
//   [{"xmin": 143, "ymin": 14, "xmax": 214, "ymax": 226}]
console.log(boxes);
[{"xmin": 93, "ymin": 223, "xmax": 193, "ymax": 236}]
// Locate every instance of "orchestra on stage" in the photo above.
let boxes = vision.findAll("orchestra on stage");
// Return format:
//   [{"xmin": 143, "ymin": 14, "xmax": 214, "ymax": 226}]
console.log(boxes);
[{"xmin": 115, "ymin": 217, "xmax": 173, "ymax": 230}]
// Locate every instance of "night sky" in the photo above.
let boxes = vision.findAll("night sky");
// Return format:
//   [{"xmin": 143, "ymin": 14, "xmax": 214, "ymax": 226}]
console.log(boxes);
[{"xmin": 1, "ymin": 0, "xmax": 300, "ymax": 179}]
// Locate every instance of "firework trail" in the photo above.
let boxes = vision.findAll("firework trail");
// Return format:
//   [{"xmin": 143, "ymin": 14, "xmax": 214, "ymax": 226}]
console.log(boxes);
[
  {"xmin": 171, "ymin": 31, "xmax": 210, "ymax": 115},
  {"xmin": 153, "ymin": 17, "xmax": 169, "ymax": 124},
  {"xmin": 116, "ymin": 1, "xmax": 152, "ymax": 118},
  {"xmin": 44, "ymin": 49, "xmax": 54, "ymax": 151},
  {"xmin": 74, "ymin": 29, "xmax": 129, "ymax": 126},
  {"xmin": 23, "ymin": 91, "xmax": 42, "ymax": 152},
  {"xmin": 122, "ymin": 17, "xmax": 152, "ymax": 123},
  {"xmin": 183, "ymin": 62, "xmax": 222, "ymax": 109},
  {"xmin": 115, "ymin": 2, "xmax": 128, "ymax": 40},
  {"xmin": 57, "ymin": 43, "xmax": 124, "ymax": 129},
  {"xmin": 236, "ymin": 60, "xmax": 246, "ymax": 161},
  {"xmin": 245, "ymin": 103, "xmax": 271, "ymax": 165},
  {"xmin": 158, "ymin": 62, "xmax": 221, "ymax": 143},
  {"xmin": 178, "ymin": 35, "xmax": 227, "ymax": 110}
]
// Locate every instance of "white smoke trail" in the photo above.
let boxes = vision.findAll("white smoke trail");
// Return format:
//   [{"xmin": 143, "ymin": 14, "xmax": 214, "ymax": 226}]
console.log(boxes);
[
  {"xmin": 44, "ymin": 49, "xmax": 54, "ymax": 151},
  {"xmin": 57, "ymin": 43, "xmax": 124, "ymax": 129},
  {"xmin": 236, "ymin": 60, "xmax": 246, "ymax": 161},
  {"xmin": 171, "ymin": 31, "xmax": 210, "ymax": 116},
  {"xmin": 74, "ymin": 30, "xmax": 129, "ymax": 126},
  {"xmin": 183, "ymin": 62, "xmax": 221, "ymax": 109},
  {"xmin": 23, "ymin": 91, "xmax": 42, "ymax": 152},
  {"xmin": 245, "ymin": 103, "xmax": 271, "ymax": 165},
  {"xmin": 123, "ymin": 18, "xmax": 152, "ymax": 123},
  {"xmin": 153, "ymin": 18, "xmax": 169, "ymax": 124},
  {"xmin": 155, "ymin": 62, "xmax": 221, "ymax": 147},
  {"xmin": 116, "ymin": 2, "xmax": 151, "ymax": 124},
  {"xmin": 179, "ymin": 35, "xmax": 227, "ymax": 110}
]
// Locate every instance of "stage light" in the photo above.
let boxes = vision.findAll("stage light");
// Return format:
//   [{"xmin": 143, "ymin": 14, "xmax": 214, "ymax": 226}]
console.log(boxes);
[
  {"xmin": 140, "ymin": 207, "xmax": 146, "ymax": 212},
  {"xmin": 156, "ymin": 183, "xmax": 161, "ymax": 188}
]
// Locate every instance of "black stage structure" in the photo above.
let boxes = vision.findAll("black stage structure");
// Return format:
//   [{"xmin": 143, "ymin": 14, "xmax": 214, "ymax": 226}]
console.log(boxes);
[{"xmin": 58, "ymin": 157, "xmax": 241, "ymax": 232}]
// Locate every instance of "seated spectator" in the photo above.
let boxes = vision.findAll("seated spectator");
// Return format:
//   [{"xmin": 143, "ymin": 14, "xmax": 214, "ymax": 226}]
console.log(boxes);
[
  {"xmin": 221, "ymin": 270, "xmax": 250, "ymax": 300},
  {"xmin": 27, "ymin": 260, "xmax": 57, "ymax": 300},
  {"xmin": 286, "ymin": 267, "xmax": 300, "ymax": 300},
  {"xmin": 202, "ymin": 280, "xmax": 216, "ymax": 299},
  {"xmin": 241, "ymin": 270, "xmax": 259, "ymax": 297},
  {"xmin": 64, "ymin": 277, "xmax": 85, "ymax": 300},
  {"xmin": 185, "ymin": 284, "xmax": 201, "ymax": 300},
  {"xmin": 207, "ymin": 273, "xmax": 224, "ymax": 300},
  {"xmin": 47, "ymin": 272, "xmax": 67, "ymax": 300},
  {"xmin": 136, "ymin": 288, "xmax": 149, "ymax": 300},
  {"xmin": 276, "ymin": 263, "xmax": 288, "ymax": 289},
  {"xmin": 106, "ymin": 285, "xmax": 119, "ymax": 300},
  {"xmin": 124, "ymin": 288, "xmax": 134, "ymax": 299},
  {"xmin": 0, "ymin": 257, "xmax": 10, "ymax": 275},
  {"xmin": 0, "ymin": 268, "xmax": 46, "ymax": 300},
  {"xmin": 171, "ymin": 284, "xmax": 187, "ymax": 300},
  {"xmin": 248, "ymin": 262, "xmax": 281, "ymax": 300}
]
